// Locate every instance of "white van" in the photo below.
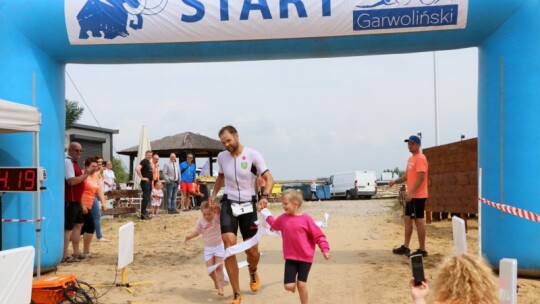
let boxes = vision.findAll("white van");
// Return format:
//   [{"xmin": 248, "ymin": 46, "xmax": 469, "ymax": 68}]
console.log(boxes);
[{"xmin": 328, "ymin": 171, "xmax": 377, "ymax": 199}]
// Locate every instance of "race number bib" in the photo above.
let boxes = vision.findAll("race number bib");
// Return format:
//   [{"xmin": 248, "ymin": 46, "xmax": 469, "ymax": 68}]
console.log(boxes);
[{"xmin": 231, "ymin": 202, "xmax": 254, "ymax": 217}]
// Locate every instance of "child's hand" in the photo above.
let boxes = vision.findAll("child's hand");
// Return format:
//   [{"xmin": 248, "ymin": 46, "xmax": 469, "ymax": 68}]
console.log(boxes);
[
  {"xmin": 184, "ymin": 236, "xmax": 190, "ymax": 242},
  {"xmin": 323, "ymin": 252, "xmax": 331, "ymax": 260}
]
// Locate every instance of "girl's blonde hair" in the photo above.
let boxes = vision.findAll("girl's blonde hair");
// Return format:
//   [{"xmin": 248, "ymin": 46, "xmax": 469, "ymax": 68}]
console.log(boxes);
[
  {"xmin": 200, "ymin": 201, "xmax": 210, "ymax": 210},
  {"xmin": 433, "ymin": 254, "xmax": 498, "ymax": 304},
  {"xmin": 281, "ymin": 189, "xmax": 304, "ymax": 208}
]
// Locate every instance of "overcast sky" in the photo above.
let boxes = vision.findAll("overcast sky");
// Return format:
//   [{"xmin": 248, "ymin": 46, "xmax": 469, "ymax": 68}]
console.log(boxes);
[{"xmin": 65, "ymin": 48, "xmax": 478, "ymax": 180}]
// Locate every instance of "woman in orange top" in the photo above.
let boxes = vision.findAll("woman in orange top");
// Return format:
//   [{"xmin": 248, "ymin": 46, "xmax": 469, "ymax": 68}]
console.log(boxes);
[{"xmin": 77, "ymin": 157, "xmax": 107, "ymax": 259}]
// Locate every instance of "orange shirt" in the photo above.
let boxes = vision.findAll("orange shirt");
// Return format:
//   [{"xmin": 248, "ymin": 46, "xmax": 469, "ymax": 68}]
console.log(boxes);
[
  {"xmin": 82, "ymin": 174, "xmax": 101, "ymax": 208},
  {"xmin": 406, "ymin": 153, "xmax": 428, "ymax": 198}
]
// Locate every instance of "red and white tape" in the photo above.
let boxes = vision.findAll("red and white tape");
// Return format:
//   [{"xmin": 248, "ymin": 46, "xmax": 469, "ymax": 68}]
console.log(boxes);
[
  {"xmin": 1, "ymin": 217, "xmax": 46, "ymax": 223},
  {"xmin": 479, "ymin": 198, "xmax": 540, "ymax": 223}
]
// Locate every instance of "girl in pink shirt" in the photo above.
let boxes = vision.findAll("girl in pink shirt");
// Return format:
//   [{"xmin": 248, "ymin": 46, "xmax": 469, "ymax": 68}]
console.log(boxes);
[
  {"xmin": 260, "ymin": 189, "xmax": 331, "ymax": 304},
  {"xmin": 185, "ymin": 201, "xmax": 225, "ymax": 297}
]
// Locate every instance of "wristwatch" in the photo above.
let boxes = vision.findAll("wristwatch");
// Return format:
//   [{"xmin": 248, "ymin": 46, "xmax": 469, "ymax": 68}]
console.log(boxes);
[{"xmin": 261, "ymin": 192, "xmax": 269, "ymax": 198}]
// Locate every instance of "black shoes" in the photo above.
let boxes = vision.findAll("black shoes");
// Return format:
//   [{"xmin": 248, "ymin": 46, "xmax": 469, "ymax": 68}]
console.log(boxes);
[
  {"xmin": 408, "ymin": 249, "xmax": 428, "ymax": 257},
  {"xmin": 392, "ymin": 245, "xmax": 411, "ymax": 255},
  {"xmin": 167, "ymin": 210, "xmax": 179, "ymax": 214},
  {"xmin": 392, "ymin": 245, "xmax": 428, "ymax": 257}
]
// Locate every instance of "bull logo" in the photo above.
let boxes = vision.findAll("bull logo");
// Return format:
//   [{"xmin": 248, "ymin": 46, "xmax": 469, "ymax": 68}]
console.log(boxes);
[{"xmin": 77, "ymin": 0, "xmax": 168, "ymax": 40}]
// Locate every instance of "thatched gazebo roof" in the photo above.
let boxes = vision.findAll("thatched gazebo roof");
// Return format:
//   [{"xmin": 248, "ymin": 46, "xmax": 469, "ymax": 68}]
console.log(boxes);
[{"xmin": 118, "ymin": 131, "xmax": 223, "ymax": 158}]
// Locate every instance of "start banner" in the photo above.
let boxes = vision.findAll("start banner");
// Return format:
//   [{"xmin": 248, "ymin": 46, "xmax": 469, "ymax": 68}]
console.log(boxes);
[{"xmin": 65, "ymin": 0, "xmax": 468, "ymax": 45}]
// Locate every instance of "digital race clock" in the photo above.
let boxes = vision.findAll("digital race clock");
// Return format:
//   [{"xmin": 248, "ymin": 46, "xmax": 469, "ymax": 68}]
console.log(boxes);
[{"xmin": 0, "ymin": 167, "xmax": 38, "ymax": 192}]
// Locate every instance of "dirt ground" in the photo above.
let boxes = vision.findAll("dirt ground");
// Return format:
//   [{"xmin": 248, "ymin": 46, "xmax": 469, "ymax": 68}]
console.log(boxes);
[{"xmin": 54, "ymin": 199, "xmax": 540, "ymax": 303}]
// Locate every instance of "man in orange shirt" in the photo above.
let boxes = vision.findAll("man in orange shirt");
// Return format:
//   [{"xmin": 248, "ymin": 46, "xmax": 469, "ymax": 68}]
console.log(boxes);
[{"xmin": 389, "ymin": 135, "xmax": 428, "ymax": 257}]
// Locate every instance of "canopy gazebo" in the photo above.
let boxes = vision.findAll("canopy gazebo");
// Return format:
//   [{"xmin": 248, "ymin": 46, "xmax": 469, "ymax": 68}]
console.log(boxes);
[{"xmin": 118, "ymin": 132, "xmax": 224, "ymax": 180}]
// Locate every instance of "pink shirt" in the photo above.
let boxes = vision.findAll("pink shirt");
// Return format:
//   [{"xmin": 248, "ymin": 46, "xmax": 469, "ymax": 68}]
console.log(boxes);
[
  {"xmin": 266, "ymin": 213, "xmax": 330, "ymax": 263},
  {"xmin": 194, "ymin": 211, "xmax": 222, "ymax": 247}
]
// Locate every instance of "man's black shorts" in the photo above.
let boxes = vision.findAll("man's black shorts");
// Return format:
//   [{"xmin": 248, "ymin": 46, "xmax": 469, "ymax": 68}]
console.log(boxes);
[
  {"xmin": 220, "ymin": 199, "xmax": 258, "ymax": 239},
  {"xmin": 65, "ymin": 201, "xmax": 84, "ymax": 230},
  {"xmin": 405, "ymin": 198, "xmax": 427, "ymax": 219}
]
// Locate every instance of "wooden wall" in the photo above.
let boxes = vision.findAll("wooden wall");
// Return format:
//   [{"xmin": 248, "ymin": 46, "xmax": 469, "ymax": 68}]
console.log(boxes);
[{"xmin": 423, "ymin": 138, "xmax": 478, "ymax": 214}]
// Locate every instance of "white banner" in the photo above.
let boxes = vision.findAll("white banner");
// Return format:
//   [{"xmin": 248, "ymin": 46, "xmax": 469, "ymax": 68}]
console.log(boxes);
[{"xmin": 65, "ymin": 0, "xmax": 468, "ymax": 45}]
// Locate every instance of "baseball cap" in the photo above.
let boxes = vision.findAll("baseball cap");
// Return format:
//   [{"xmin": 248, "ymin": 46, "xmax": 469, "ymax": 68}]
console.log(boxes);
[{"xmin": 404, "ymin": 135, "xmax": 421, "ymax": 144}]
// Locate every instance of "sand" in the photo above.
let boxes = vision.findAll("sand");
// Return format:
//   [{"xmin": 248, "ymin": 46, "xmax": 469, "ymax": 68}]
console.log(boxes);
[{"xmin": 54, "ymin": 199, "xmax": 540, "ymax": 304}]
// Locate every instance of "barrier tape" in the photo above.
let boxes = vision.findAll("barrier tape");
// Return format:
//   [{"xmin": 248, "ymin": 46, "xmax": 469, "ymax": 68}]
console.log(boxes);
[
  {"xmin": 1, "ymin": 217, "xmax": 46, "ymax": 223},
  {"xmin": 479, "ymin": 198, "xmax": 540, "ymax": 223},
  {"xmin": 206, "ymin": 211, "xmax": 330, "ymax": 275}
]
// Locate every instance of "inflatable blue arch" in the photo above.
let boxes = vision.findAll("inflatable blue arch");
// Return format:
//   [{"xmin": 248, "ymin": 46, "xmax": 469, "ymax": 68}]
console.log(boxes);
[{"xmin": 0, "ymin": 0, "xmax": 539, "ymax": 275}]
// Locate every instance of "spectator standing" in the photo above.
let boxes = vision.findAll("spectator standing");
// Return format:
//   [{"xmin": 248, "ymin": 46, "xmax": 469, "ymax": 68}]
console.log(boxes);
[
  {"xmin": 103, "ymin": 160, "xmax": 116, "ymax": 193},
  {"xmin": 180, "ymin": 153, "xmax": 196, "ymax": 211},
  {"xmin": 79, "ymin": 157, "xmax": 107, "ymax": 258},
  {"xmin": 389, "ymin": 135, "xmax": 429, "ymax": 257},
  {"xmin": 310, "ymin": 180, "xmax": 320, "ymax": 201},
  {"xmin": 162, "ymin": 153, "xmax": 180, "ymax": 214},
  {"xmin": 409, "ymin": 254, "xmax": 498, "ymax": 304},
  {"xmin": 63, "ymin": 142, "xmax": 96, "ymax": 263},
  {"xmin": 209, "ymin": 125, "xmax": 275, "ymax": 304},
  {"xmin": 152, "ymin": 153, "xmax": 160, "ymax": 187},
  {"xmin": 136, "ymin": 150, "xmax": 153, "ymax": 220},
  {"xmin": 151, "ymin": 180, "xmax": 164, "ymax": 216},
  {"xmin": 92, "ymin": 156, "xmax": 108, "ymax": 242}
]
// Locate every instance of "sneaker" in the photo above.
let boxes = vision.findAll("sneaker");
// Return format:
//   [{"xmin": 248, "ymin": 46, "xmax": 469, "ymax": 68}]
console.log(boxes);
[
  {"xmin": 408, "ymin": 249, "xmax": 428, "ymax": 257},
  {"xmin": 249, "ymin": 269, "xmax": 260, "ymax": 292},
  {"xmin": 97, "ymin": 238, "xmax": 109, "ymax": 242},
  {"xmin": 230, "ymin": 292, "xmax": 242, "ymax": 304},
  {"xmin": 392, "ymin": 245, "xmax": 411, "ymax": 255},
  {"xmin": 80, "ymin": 252, "xmax": 94, "ymax": 258}
]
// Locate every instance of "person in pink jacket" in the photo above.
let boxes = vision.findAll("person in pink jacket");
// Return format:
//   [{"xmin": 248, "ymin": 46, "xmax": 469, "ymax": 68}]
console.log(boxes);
[{"xmin": 260, "ymin": 189, "xmax": 331, "ymax": 304}]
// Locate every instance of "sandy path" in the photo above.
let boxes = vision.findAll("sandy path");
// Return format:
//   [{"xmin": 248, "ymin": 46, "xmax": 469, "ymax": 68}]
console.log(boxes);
[{"xmin": 54, "ymin": 199, "xmax": 540, "ymax": 303}]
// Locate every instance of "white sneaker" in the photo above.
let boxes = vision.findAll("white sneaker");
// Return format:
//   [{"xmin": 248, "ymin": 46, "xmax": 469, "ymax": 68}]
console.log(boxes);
[{"xmin": 98, "ymin": 238, "xmax": 109, "ymax": 242}]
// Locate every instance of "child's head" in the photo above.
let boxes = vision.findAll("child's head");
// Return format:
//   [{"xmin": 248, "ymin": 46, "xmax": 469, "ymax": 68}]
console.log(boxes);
[
  {"xmin": 280, "ymin": 189, "xmax": 303, "ymax": 214},
  {"xmin": 154, "ymin": 180, "xmax": 162, "ymax": 189},
  {"xmin": 200, "ymin": 201, "xmax": 214, "ymax": 221}
]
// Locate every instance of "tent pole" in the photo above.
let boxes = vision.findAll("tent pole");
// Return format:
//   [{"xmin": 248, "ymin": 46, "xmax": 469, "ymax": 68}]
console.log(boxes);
[
  {"xmin": 33, "ymin": 73, "xmax": 41, "ymax": 278},
  {"xmin": 35, "ymin": 130, "xmax": 41, "ymax": 278}
]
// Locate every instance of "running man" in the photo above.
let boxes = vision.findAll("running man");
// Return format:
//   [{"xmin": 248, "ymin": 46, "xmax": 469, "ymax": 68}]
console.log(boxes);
[{"xmin": 209, "ymin": 125, "xmax": 275, "ymax": 304}]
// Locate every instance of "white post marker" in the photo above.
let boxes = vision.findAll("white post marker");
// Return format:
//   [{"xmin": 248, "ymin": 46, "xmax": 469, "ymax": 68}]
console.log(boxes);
[
  {"xmin": 118, "ymin": 222, "xmax": 135, "ymax": 286},
  {"xmin": 0, "ymin": 246, "xmax": 35, "ymax": 304},
  {"xmin": 452, "ymin": 216, "xmax": 467, "ymax": 255},
  {"xmin": 499, "ymin": 258, "xmax": 518, "ymax": 304}
]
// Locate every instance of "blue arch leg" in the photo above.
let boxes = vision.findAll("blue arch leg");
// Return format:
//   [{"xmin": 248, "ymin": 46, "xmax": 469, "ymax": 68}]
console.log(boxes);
[
  {"xmin": 0, "ymin": 33, "xmax": 65, "ymax": 269},
  {"xmin": 479, "ymin": 1, "xmax": 540, "ymax": 275}
]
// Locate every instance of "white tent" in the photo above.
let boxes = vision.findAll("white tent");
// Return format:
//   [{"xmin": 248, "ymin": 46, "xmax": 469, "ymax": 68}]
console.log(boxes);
[
  {"xmin": 0, "ymin": 99, "xmax": 41, "ymax": 133},
  {"xmin": 0, "ymin": 99, "xmax": 42, "ymax": 277}
]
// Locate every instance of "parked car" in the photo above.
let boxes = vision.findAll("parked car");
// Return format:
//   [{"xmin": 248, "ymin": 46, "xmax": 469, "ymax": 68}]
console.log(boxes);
[{"xmin": 328, "ymin": 170, "xmax": 377, "ymax": 199}]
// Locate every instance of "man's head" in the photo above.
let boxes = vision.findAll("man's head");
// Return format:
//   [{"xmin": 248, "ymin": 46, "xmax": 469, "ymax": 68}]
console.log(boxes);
[
  {"xmin": 145, "ymin": 150, "xmax": 152, "ymax": 160},
  {"xmin": 68, "ymin": 142, "xmax": 83, "ymax": 160},
  {"xmin": 219, "ymin": 125, "xmax": 240, "ymax": 154},
  {"xmin": 105, "ymin": 160, "xmax": 113, "ymax": 169},
  {"xmin": 169, "ymin": 153, "xmax": 177, "ymax": 162},
  {"xmin": 404, "ymin": 135, "xmax": 421, "ymax": 153},
  {"xmin": 186, "ymin": 153, "xmax": 194, "ymax": 163}
]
